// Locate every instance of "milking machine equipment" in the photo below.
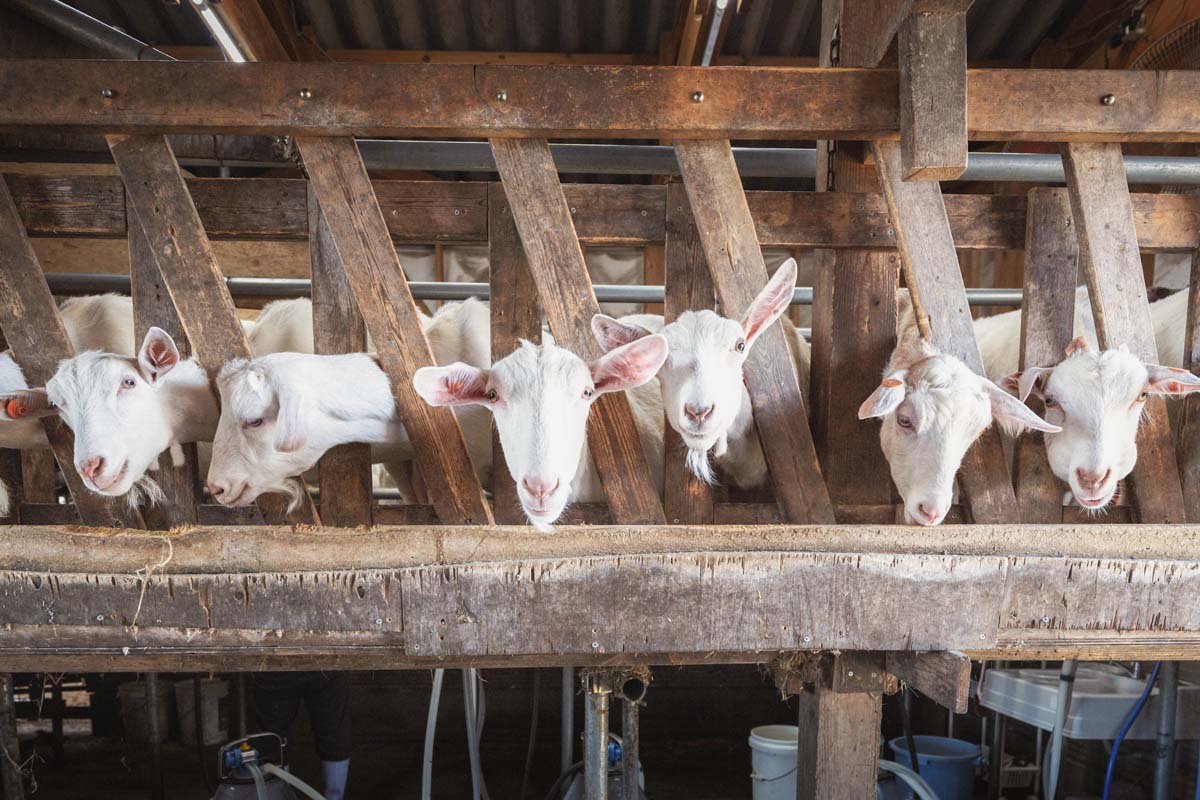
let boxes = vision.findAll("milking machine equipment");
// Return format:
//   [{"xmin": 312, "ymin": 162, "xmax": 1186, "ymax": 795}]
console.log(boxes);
[{"xmin": 210, "ymin": 733, "xmax": 326, "ymax": 800}]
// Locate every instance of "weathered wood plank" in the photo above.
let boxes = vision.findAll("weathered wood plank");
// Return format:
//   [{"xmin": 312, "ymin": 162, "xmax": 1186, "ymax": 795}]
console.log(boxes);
[
  {"xmin": 8, "ymin": 61, "xmax": 1200, "ymax": 141},
  {"xmin": 1179, "ymin": 250, "xmax": 1200, "ymax": 521},
  {"xmin": 490, "ymin": 137, "xmax": 665, "ymax": 525},
  {"xmin": 886, "ymin": 650, "xmax": 971, "ymax": 713},
  {"xmin": 0, "ymin": 176, "xmax": 143, "ymax": 528},
  {"xmin": 1014, "ymin": 189, "xmax": 1079, "ymax": 523},
  {"xmin": 488, "ymin": 183, "xmax": 542, "ymax": 525},
  {"xmin": 872, "ymin": 140, "xmax": 1017, "ymax": 522},
  {"xmin": 898, "ymin": 6, "xmax": 967, "ymax": 180},
  {"xmin": 675, "ymin": 139, "xmax": 834, "ymax": 524},
  {"xmin": 795, "ymin": 680, "xmax": 884, "ymax": 800},
  {"xmin": 663, "ymin": 183, "xmax": 715, "ymax": 524},
  {"xmin": 298, "ymin": 135, "xmax": 492, "ymax": 524},
  {"xmin": 129, "ymin": 210, "xmax": 200, "ymax": 530},
  {"xmin": 1062, "ymin": 142, "xmax": 1187, "ymax": 524},
  {"xmin": 308, "ymin": 185, "xmax": 372, "ymax": 527}
]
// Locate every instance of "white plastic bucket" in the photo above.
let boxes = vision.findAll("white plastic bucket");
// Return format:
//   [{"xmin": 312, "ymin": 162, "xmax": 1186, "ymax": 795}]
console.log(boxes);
[
  {"xmin": 749, "ymin": 724, "xmax": 799, "ymax": 800},
  {"xmin": 117, "ymin": 679, "xmax": 173, "ymax": 744},
  {"xmin": 174, "ymin": 678, "xmax": 229, "ymax": 747}
]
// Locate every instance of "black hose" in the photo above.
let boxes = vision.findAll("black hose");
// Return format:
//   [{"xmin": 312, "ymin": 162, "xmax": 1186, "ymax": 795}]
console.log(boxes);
[
  {"xmin": 542, "ymin": 761, "xmax": 584, "ymax": 800},
  {"xmin": 194, "ymin": 677, "xmax": 216, "ymax": 794},
  {"xmin": 898, "ymin": 687, "xmax": 921, "ymax": 776},
  {"xmin": 520, "ymin": 670, "xmax": 542, "ymax": 800}
]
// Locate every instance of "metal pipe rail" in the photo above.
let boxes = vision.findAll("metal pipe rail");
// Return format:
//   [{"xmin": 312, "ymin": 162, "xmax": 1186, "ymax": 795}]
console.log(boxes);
[{"xmin": 45, "ymin": 273, "xmax": 1026, "ymax": 307}]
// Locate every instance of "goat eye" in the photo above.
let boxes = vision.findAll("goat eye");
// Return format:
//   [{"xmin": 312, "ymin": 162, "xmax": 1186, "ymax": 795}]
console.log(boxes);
[
  {"xmin": 735, "ymin": 339, "xmax": 747, "ymax": 353},
  {"xmin": 1043, "ymin": 396, "xmax": 1058, "ymax": 408},
  {"xmin": 897, "ymin": 415, "xmax": 913, "ymax": 429},
  {"xmin": 1138, "ymin": 391, "xmax": 1149, "ymax": 402},
  {"xmin": 121, "ymin": 377, "xmax": 136, "ymax": 389},
  {"xmin": 244, "ymin": 418, "xmax": 264, "ymax": 429},
  {"xmin": 486, "ymin": 389, "xmax": 498, "ymax": 403}
]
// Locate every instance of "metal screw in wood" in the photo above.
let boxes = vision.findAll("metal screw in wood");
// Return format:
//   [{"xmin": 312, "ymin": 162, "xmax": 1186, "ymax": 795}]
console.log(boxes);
[
  {"xmin": 692, "ymin": 90, "xmax": 704, "ymax": 102},
  {"xmin": 1100, "ymin": 93, "xmax": 1116, "ymax": 106},
  {"xmin": 100, "ymin": 87, "xmax": 114, "ymax": 98},
  {"xmin": 496, "ymin": 90, "xmax": 508, "ymax": 102},
  {"xmin": 299, "ymin": 88, "xmax": 313, "ymax": 100}
]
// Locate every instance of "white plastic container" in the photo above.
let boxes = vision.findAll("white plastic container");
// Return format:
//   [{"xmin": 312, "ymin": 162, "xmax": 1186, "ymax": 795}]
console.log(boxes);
[
  {"xmin": 749, "ymin": 724, "xmax": 799, "ymax": 800},
  {"xmin": 175, "ymin": 678, "xmax": 230, "ymax": 746},
  {"xmin": 117, "ymin": 679, "xmax": 173, "ymax": 744}
]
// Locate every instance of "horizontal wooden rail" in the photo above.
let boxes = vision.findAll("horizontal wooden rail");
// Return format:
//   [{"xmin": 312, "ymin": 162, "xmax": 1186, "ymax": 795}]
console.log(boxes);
[
  {"xmin": 3, "ymin": 62, "xmax": 1200, "ymax": 141},
  {"xmin": 9, "ymin": 174, "xmax": 1200, "ymax": 252}
]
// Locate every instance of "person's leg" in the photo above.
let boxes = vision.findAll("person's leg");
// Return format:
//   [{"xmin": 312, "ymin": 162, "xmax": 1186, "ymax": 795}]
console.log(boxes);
[
  {"xmin": 302, "ymin": 672, "xmax": 352, "ymax": 800},
  {"xmin": 250, "ymin": 672, "xmax": 303, "ymax": 748}
]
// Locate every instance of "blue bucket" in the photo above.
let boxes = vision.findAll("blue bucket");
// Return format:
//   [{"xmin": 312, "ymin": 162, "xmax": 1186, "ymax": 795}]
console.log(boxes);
[{"xmin": 887, "ymin": 736, "xmax": 980, "ymax": 800}]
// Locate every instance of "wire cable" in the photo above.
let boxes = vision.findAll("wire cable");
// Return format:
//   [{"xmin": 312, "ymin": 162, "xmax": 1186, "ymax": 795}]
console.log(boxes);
[{"xmin": 1102, "ymin": 661, "xmax": 1162, "ymax": 800}]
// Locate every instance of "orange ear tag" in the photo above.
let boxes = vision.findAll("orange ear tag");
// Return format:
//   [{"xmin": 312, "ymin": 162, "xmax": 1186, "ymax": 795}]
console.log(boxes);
[
  {"xmin": 882, "ymin": 378, "xmax": 903, "ymax": 388},
  {"xmin": 5, "ymin": 399, "xmax": 27, "ymax": 419}
]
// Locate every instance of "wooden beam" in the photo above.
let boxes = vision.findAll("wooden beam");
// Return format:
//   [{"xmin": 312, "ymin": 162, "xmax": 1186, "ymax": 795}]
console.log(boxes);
[
  {"xmin": 838, "ymin": 0, "xmax": 915, "ymax": 68},
  {"xmin": 487, "ymin": 183, "xmax": 542, "ymax": 524},
  {"xmin": 1179, "ymin": 249, "xmax": 1200, "ymax": 521},
  {"xmin": 0, "ymin": 176, "xmax": 143, "ymax": 528},
  {"xmin": 8, "ymin": 61, "xmax": 1200, "ymax": 141},
  {"xmin": 490, "ymin": 137, "xmax": 666, "ymax": 525},
  {"xmin": 675, "ymin": 139, "xmax": 834, "ymax": 524},
  {"xmin": 210, "ymin": 0, "xmax": 296, "ymax": 62},
  {"xmin": 1014, "ymin": 189, "xmax": 1079, "ymax": 523},
  {"xmin": 1062, "ymin": 142, "xmax": 1187, "ymax": 523},
  {"xmin": 308, "ymin": 186, "xmax": 372, "ymax": 527},
  {"xmin": 663, "ymin": 182, "xmax": 715, "ymax": 524},
  {"xmin": 898, "ymin": 5, "xmax": 968, "ymax": 180},
  {"xmin": 886, "ymin": 650, "xmax": 971, "ymax": 713},
  {"xmin": 872, "ymin": 140, "xmax": 1017, "ymax": 522},
  {"xmin": 298, "ymin": 135, "xmax": 492, "ymax": 525},
  {"xmin": 795, "ymin": 679, "xmax": 883, "ymax": 800}
]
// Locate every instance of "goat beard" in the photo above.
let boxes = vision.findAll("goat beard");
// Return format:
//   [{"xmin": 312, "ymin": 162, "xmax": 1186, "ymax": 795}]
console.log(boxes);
[
  {"xmin": 684, "ymin": 430, "xmax": 728, "ymax": 486},
  {"xmin": 124, "ymin": 475, "xmax": 167, "ymax": 510}
]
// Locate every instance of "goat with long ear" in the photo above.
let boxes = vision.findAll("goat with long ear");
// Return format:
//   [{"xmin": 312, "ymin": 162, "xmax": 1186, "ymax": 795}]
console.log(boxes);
[
  {"xmin": 1000, "ymin": 335, "xmax": 1200, "ymax": 510},
  {"xmin": 415, "ymin": 333, "xmax": 669, "ymax": 531},
  {"xmin": 591, "ymin": 258, "xmax": 808, "ymax": 490},
  {"xmin": 860, "ymin": 332, "xmax": 1059, "ymax": 526}
]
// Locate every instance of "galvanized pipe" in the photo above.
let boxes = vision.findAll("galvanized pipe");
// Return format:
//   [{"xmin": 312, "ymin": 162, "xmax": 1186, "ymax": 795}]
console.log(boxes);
[
  {"xmin": 621, "ymin": 699, "xmax": 640, "ymax": 800},
  {"xmin": 144, "ymin": 673, "xmax": 165, "ymax": 800},
  {"xmin": 561, "ymin": 667, "xmax": 575, "ymax": 774},
  {"xmin": 5, "ymin": 0, "xmax": 175, "ymax": 61},
  {"xmin": 584, "ymin": 681, "xmax": 611, "ymax": 800},
  {"xmin": 43, "ymin": 274, "xmax": 1027, "ymax": 307},
  {"xmin": 1153, "ymin": 661, "xmax": 1179, "ymax": 800}
]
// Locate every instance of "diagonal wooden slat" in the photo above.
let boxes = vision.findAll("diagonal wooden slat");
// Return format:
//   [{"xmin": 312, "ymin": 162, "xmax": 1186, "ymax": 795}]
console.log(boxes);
[
  {"xmin": 490, "ymin": 137, "xmax": 665, "ymax": 525},
  {"xmin": 308, "ymin": 186, "xmax": 372, "ymax": 527},
  {"xmin": 1178, "ymin": 250, "xmax": 1200, "ymax": 521},
  {"xmin": 0, "ymin": 176, "xmax": 143, "ymax": 528},
  {"xmin": 674, "ymin": 139, "xmax": 834, "ymax": 524},
  {"xmin": 1014, "ymin": 189, "xmax": 1079, "ymax": 523},
  {"xmin": 297, "ymin": 135, "xmax": 492, "ymax": 525},
  {"xmin": 898, "ymin": 3, "xmax": 968, "ymax": 180},
  {"xmin": 108, "ymin": 133, "xmax": 311, "ymax": 525},
  {"xmin": 872, "ymin": 140, "xmax": 1017, "ymax": 522},
  {"xmin": 1062, "ymin": 142, "xmax": 1186, "ymax": 524},
  {"xmin": 663, "ymin": 182, "xmax": 715, "ymax": 525}
]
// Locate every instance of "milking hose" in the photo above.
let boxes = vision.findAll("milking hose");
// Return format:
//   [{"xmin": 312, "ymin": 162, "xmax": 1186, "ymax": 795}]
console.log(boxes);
[
  {"xmin": 878, "ymin": 760, "xmax": 939, "ymax": 800},
  {"xmin": 421, "ymin": 668, "xmax": 445, "ymax": 800},
  {"xmin": 261, "ymin": 762, "xmax": 326, "ymax": 800},
  {"xmin": 1102, "ymin": 661, "xmax": 1161, "ymax": 800}
]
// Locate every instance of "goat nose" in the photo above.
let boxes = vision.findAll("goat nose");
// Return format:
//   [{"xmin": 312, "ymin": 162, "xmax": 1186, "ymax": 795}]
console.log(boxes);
[
  {"xmin": 522, "ymin": 476, "xmax": 560, "ymax": 500},
  {"xmin": 78, "ymin": 455, "xmax": 104, "ymax": 480},
  {"xmin": 1076, "ymin": 467, "xmax": 1111, "ymax": 490},
  {"xmin": 917, "ymin": 503, "xmax": 941, "ymax": 524},
  {"xmin": 684, "ymin": 403, "xmax": 715, "ymax": 423},
  {"xmin": 207, "ymin": 480, "xmax": 227, "ymax": 499}
]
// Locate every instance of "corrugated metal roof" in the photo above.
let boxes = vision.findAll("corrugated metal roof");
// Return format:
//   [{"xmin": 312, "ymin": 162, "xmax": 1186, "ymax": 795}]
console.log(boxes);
[{"xmin": 63, "ymin": 0, "xmax": 1080, "ymax": 63}]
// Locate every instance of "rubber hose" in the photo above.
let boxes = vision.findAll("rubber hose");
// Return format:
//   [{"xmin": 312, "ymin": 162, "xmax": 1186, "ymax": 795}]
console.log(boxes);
[
  {"xmin": 1102, "ymin": 661, "xmax": 1162, "ymax": 800},
  {"xmin": 878, "ymin": 759, "xmax": 939, "ymax": 800},
  {"xmin": 421, "ymin": 669, "xmax": 445, "ymax": 800},
  {"xmin": 262, "ymin": 762, "xmax": 327, "ymax": 800}
]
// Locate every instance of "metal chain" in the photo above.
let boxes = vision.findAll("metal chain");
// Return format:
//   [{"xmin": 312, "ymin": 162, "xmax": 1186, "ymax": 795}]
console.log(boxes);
[{"xmin": 824, "ymin": 19, "xmax": 841, "ymax": 192}]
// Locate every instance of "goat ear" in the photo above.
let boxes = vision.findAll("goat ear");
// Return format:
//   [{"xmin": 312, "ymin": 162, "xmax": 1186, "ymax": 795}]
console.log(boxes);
[
  {"xmin": 984, "ymin": 381, "xmax": 1061, "ymax": 434},
  {"xmin": 137, "ymin": 327, "xmax": 181, "ymax": 384},
  {"xmin": 590, "ymin": 334, "xmax": 668, "ymax": 395},
  {"xmin": 0, "ymin": 389, "xmax": 57, "ymax": 421},
  {"xmin": 1001, "ymin": 366, "xmax": 1054, "ymax": 402},
  {"xmin": 741, "ymin": 258, "xmax": 797, "ymax": 348},
  {"xmin": 272, "ymin": 388, "xmax": 309, "ymax": 453},
  {"xmin": 1064, "ymin": 335, "xmax": 1091, "ymax": 357},
  {"xmin": 591, "ymin": 314, "xmax": 652, "ymax": 353},
  {"xmin": 412, "ymin": 363, "xmax": 492, "ymax": 407},
  {"xmin": 1144, "ymin": 365, "xmax": 1200, "ymax": 395},
  {"xmin": 857, "ymin": 371, "xmax": 907, "ymax": 419}
]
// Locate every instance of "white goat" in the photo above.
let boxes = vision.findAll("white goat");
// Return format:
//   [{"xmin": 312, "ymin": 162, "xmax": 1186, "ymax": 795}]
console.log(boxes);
[
  {"xmin": 413, "ymin": 331, "xmax": 668, "ymax": 531},
  {"xmin": 858, "ymin": 331, "xmax": 1060, "ymax": 526},
  {"xmin": 590, "ymin": 258, "xmax": 807, "ymax": 489},
  {"xmin": 206, "ymin": 298, "xmax": 492, "ymax": 509}
]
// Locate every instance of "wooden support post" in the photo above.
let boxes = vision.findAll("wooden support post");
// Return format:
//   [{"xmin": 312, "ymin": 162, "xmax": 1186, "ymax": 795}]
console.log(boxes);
[
  {"xmin": 0, "ymin": 450, "xmax": 19, "ymax": 523},
  {"xmin": 872, "ymin": 140, "xmax": 1018, "ymax": 522},
  {"xmin": 298, "ymin": 135, "xmax": 492, "ymax": 525},
  {"xmin": 1062, "ymin": 142, "xmax": 1187, "ymax": 523},
  {"xmin": 663, "ymin": 183, "xmax": 715, "ymax": 524},
  {"xmin": 0, "ymin": 674, "xmax": 22, "ymax": 800},
  {"xmin": 108, "ymin": 134, "xmax": 306, "ymax": 524},
  {"xmin": 1178, "ymin": 250, "xmax": 1200, "ymax": 520},
  {"xmin": 488, "ymin": 183, "xmax": 542, "ymax": 524},
  {"xmin": 674, "ymin": 139, "xmax": 834, "ymax": 524},
  {"xmin": 795, "ymin": 654, "xmax": 884, "ymax": 800},
  {"xmin": 130, "ymin": 210, "xmax": 200, "ymax": 530},
  {"xmin": 308, "ymin": 187, "xmax": 372, "ymax": 527},
  {"xmin": 1014, "ymin": 189, "xmax": 1079, "ymax": 523},
  {"xmin": 898, "ymin": 2, "xmax": 969, "ymax": 181},
  {"xmin": 886, "ymin": 651, "xmax": 971, "ymax": 713},
  {"xmin": 490, "ymin": 137, "xmax": 666, "ymax": 525},
  {"xmin": 0, "ymin": 176, "xmax": 143, "ymax": 528},
  {"xmin": 19, "ymin": 451, "xmax": 55, "ymax": 506},
  {"xmin": 643, "ymin": 244, "xmax": 665, "ymax": 315}
]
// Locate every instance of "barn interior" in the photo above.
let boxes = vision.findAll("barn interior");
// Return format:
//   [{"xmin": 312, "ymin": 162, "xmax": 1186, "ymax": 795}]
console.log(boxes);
[{"xmin": 2, "ymin": 1, "xmax": 1200, "ymax": 799}]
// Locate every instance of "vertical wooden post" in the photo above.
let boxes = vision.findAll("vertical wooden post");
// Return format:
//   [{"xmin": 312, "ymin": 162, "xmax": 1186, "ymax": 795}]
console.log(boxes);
[
  {"xmin": 488, "ymin": 183, "xmax": 543, "ymax": 524},
  {"xmin": 0, "ymin": 673, "xmax": 23, "ymax": 800},
  {"xmin": 0, "ymin": 176, "xmax": 143, "ymax": 528},
  {"xmin": 490, "ymin": 137, "xmax": 666, "ymax": 525},
  {"xmin": 1177, "ymin": 250, "xmax": 1200, "ymax": 520},
  {"xmin": 643, "ymin": 244, "xmax": 665, "ymax": 315},
  {"xmin": 674, "ymin": 139, "xmax": 834, "ymax": 524},
  {"xmin": 795, "ymin": 654, "xmax": 885, "ymax": 800},
  {"xmin": 308, "ymin": 188, "xmax": 373, "ymax": 527},
  {"xmin": 1014, "ymin": 188, "xmax": 1079, "ymax": 522},
  {"xmin": 1062, "ymin": 142, "xmax": 1187, "ymax": 523},
  {"xmin": 663, "ymin": 182, "xmax": 715, "ymax": 524},
  {"xmin": 0, "ymin": 450, "xmax": 18, "ymax": 523},
  {"xmin": 130, "ymin": 209, "xmax": 201, "ymax": 530},
  {"xmin": 898, "ymin": 2, "xmax": 969, "ymax": 181}
]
